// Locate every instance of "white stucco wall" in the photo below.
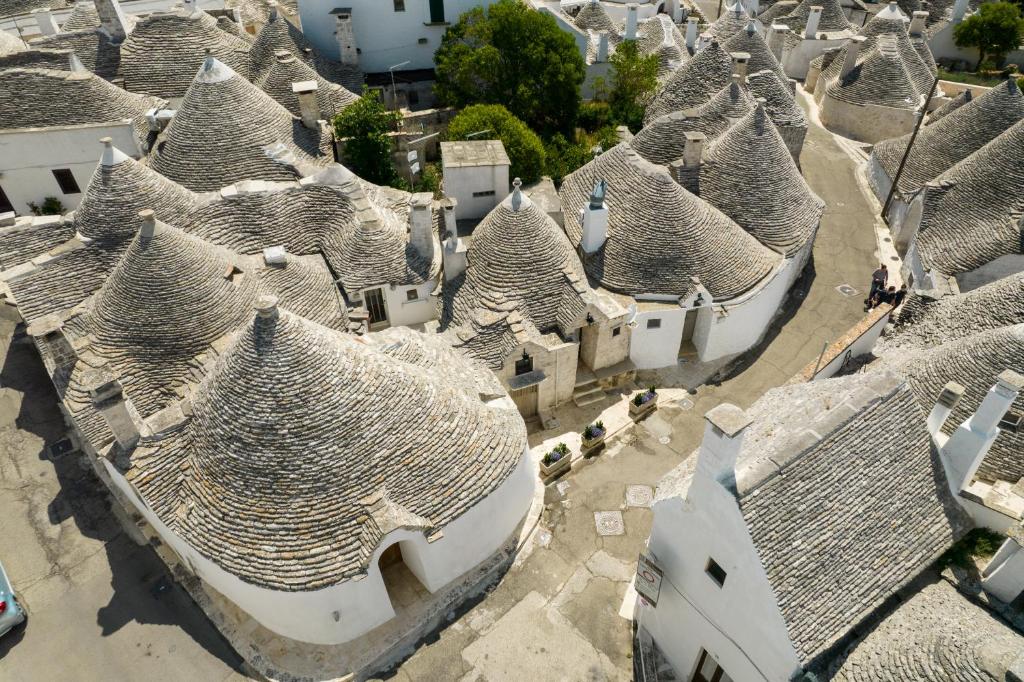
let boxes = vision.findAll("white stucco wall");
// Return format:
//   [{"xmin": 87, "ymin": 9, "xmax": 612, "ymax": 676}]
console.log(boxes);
[
  {"xmin": 0, "ymin": 0, "xmax": 224, "ymax": 36},
  {"xmin": 782, "ymin": 37, "xmax": 848, "ymax": 80},
  {"xmin": 641, "ymin": 471, "xmax": 802, "ymax": 681},
  {"xmin": 499, "ymin": 337, "xmax": 579, "ymax": 412},
  {"xmin": 101, "ymin": 444, "xmax": 535, "ymax": 646},
  {"xmin": 361, "ymin": 279, "xmax": 439, "ymax": 328},
  {"xmin": 629, "ymin": 305, "xmax": 687, "ymax": 370},
  {"xmin": 818, "ymin": 94, "xmax": 917, "ymax": 144},
  {"xmin": 296, "ymin": 0, "xmax": 500, "ymax": 73},
  {"xmin": 0, "ymin": 122, "xmax": 140, "ymax": 215},
  {"xmin": 442, "ymin": 162, "xmax": 510, "ymax": 222},
  {"xmin": 956, "ymin": 254, "xmax": 1024, "ymax": 292}
]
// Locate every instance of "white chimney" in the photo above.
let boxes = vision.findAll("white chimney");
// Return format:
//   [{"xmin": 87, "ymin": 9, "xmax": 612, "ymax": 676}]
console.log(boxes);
[
  {"xmin": 909, "ymin": 10, "xmax": 928, "ymax": 35},
  {"xmin": 138, "ymin": 209, "xmax": 159, "ymax": 241},
  {"xmin": 255, "ymin": 294, "xmax": 279, "ymax": 320},
  {"xmin": 683, "ymin": 131, "xmax": 705, "ymax": 167},
  {"xmin": 927, "ymin": 381, "xmax": 964, "ymax": 438},
  {"xmin": 840, "ymin": 35, "xmax": 866, "ymax": 78},
  {"xmin": 768, "ymin": 24, "xmax": 789, "ymax": 61},
  {"xmin": 334, "ymin": 8, "xmax": 359, "ymax": 66},
  {"xmin": 670, "ymin": 131, "xmax": 704, "ymax": 193},
  {"xmin": 940, "ymin": 370, "xmax": 1024, "ymax": 494},
  {"xmin": 409, "ymin": 192, "xmax": 435, "ymax": 261},
  {"xmin": 86, "ymin": 372, "xmax": 140, "ymax": 452},
  {"xmin": 668, "ymin": 0, "xmax": 682, "ymax": 23},
  {"xmin": 696, "ymin": 403, "xmax": 753, "ymax": 494},
  {"xmin": 441, "ymin": 198, "xmax": 467, "ymax": 281},
  {"xmin": 952, "ymin": 0, "xmax": 969, "ymax": 22},
  {"xmin": 746, "ymin": 0, "xmax": 760, "ymax": 17},
  {"xmin": 292, "ymin": 80, "xmax": 320, "ymax": 130},
  {"xmin": 93, "ymin": 0, "xmax": 130, "ymax": 43},
  {"xmin": 625, "ymin": 3, "xmax": 639, "ymax": 40},
  {"xmin": 804, "ymin": 6, "xmax": 823, "ymax": 39},
  {"xmin": 597, "ymin": 31, "xmax": 610, "ymax": 62},
  {"xmin": 32, "ymin": 8, "xmax": 59, "ymax": 36},
  {"xmin": 581, "ymin": 179, "xmax": 609, "ymax": 254},
  {"xmin": 981, "ymin": 533, "xmax": 1024, "ymax": 603},
  {"xmin": 730, "ymin": 51, "xmax": 750, "ymax": 83},
  {"xmin": 686, "ymin": 16, "xmax": 699, "ymax": 51}
]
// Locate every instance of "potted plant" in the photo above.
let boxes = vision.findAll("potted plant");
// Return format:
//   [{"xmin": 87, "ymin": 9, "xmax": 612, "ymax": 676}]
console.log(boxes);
[
  {"xmin": 540, "ymin": 442, "xmax": 572, "ymax": 479},
  {"xmin": 581, "ymin": 420, "xmax": 606, "ymax": 453},
  {"xmin": 629, "ymin": 385, "xmax": 658, "ymax": 417}
]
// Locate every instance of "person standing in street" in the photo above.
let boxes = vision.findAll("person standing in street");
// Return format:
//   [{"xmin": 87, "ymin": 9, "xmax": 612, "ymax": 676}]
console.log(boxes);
[{"xmin": 868, "ymin": 264, "xmax": 888, "ymax": 302}]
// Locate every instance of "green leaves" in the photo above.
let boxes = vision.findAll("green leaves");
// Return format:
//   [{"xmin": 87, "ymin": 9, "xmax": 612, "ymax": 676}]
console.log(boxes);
[
  {"xmin": 954, "ymin": 2, "xmax": 1024, "ymax": 69},
  {"xmin": 333, "ymin": 88, "xmax": 402, "ymax": 187},
  {"xmin": 607, "ymin": 40, "xmax": 660, "ymax": 133},
  {"xmin": 447, "ymin": 104, "xmax": 546, "ymax": 183}
]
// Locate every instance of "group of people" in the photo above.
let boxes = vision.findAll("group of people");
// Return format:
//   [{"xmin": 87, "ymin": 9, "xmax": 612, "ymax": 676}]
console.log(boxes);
[{"xmin": 865, "ymin": 264, "xmax": 907, "ymax": 311}]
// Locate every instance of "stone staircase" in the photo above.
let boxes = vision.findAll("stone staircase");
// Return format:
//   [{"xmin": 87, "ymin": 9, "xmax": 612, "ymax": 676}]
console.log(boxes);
[{"xmin": 573, "ymin": 372, "xmax": 606, "ymax": 408}]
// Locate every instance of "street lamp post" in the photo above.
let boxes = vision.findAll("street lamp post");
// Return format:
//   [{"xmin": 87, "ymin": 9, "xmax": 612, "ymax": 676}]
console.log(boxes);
[{"xmin": 388, "ymin": 60, "xmax": 411, "ymax": 110}]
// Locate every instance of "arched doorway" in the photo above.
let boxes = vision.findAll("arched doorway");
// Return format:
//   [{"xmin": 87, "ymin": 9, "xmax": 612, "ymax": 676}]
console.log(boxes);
[{"xmin": 378, "ymin": 542, "xmax": 429, "ymax": 616}]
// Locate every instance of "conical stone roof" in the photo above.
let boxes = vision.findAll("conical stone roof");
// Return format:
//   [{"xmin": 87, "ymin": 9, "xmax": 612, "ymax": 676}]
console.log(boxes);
[
  {"xmin": 559, "ymin": 143, "xmax": 779, "ymax": 299},
  {"xmin": 255, "ymin": 52, "xmax": 359, "ymax": 120},
  {"xmin": 776, "ymin": 0, "xmax": 856, "ymax": 34},
  {"xmin": 872, "ymin": 79, "xmax": 1024, "ymax": 195},
  {"xmin": 823, "ymin": 36, "xmax": 923, "ymax": 110},
  {"xmin": 248, "ymin": 9, "xmax": 362, "ymax": 91},
  {"xmin": 638, "ymin": 14, "xmax": 689, "ymax": 76},
  {"xmin": 574, "ymin": 0, "xmax": 619, "ymax": 33},
  {"xmin": 700, "ymin": 105, "xmax": 823, "ymax": 255},
  {"xmin": 59, "ymin": 1, "xmax": 100, "ymax": 31},
  {"xmin": 704, "ymin": 2, "xmax": 756, "ymax": 42},
  {"xmin": 128, "ymin": 304, "xmax": 526, "ymax": 590},
  {"xmin": 0, "ymin": 29, "xmax": 27, "ymax": 56},
  {"xmin": 149, "ymin": 56, "xmax": 331, "ymax": 192},
  {"xmin": 76, "ymin": 140, "xmax": 201, "ymax": 242},
  {"xmin": 723, "ymin": 20, "xmax": 788, "ymax": 83},
  {"xmin": 645, "ymin": 41, "xmax": 734, "ymax": 123}
]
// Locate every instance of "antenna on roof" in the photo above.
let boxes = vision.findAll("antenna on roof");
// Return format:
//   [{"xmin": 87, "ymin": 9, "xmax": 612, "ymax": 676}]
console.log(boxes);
[{"xmin": 511, "ymin": 178, "xmax": 523, "ymax": 211}]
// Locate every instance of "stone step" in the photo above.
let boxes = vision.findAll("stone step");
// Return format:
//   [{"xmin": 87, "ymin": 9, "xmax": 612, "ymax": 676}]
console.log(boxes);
[{"xmin": 573, "ymin": 386, "xmax": 606, "ymax": 407}]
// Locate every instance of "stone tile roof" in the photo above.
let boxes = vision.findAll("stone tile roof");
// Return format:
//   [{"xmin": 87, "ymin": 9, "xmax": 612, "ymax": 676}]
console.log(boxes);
[
  {"xmin": 723, "ymin": 20, "xmax": 788, "ymax": 83},
  {"xmin": 871, "ymin": 79, "xmax": 1024, "ymax": 196},
  {"xmin": 0, "ymin": 217, "xmax": 75, "ymax": 271},
  {"xmin": 148, "ymin": 56, "xmax": 332, "ymax": 192},
  {"xmin": 0, "ymin": 67, "xmax": 164, "ymax": 142},
  {"xmin": 0, "ymin": 47, "xmax": 68, "ymax": 69},
  {"xmin": 0, "ymin": 0, "xmax": 67, "ymax": 17},
  {"xmin": 700, "ymin": 105, "xmax": 823, "ymax": 255},
  {"xmin": 882, "ymin": 324, "xmax": 1024, "ymax": 484},
  {"xmin": 927, "ymin": 88, "xmax": 972, "ymax": 124},
  {"xmin": 704, "ymin": 2, "xmax": 756, "ymax": 43},
  {"xmin": 573, "ymin": 0, "xmax": 618, "ymax": 33},
  {"xmin": 215, "ymin": 14, "xmax": 254, "ymax": 43},
  {"xmin": 747, "ymin": 68, "xmax": 808, "ymax": 159},
  {"xmin": 126, "ymin": 307, "xmax": 526, "ymax": 591},
  {"xmin": 225, "ymin": 0, "xmax": 274, "ymax": 27},
  {"xmin": 440, "ymin": 183, "xmax": 591, "ymax": 368},
  {"xmin": 118, "ymin": 9, "xmax": 252, "ymax": 98},
  {"xmin": 820, "ymin": 580, "xmax": 1024, "ymax": 680},
  {"xmin": 76, "ymin": 140, "xmax": 202, "ymax": 242},
  {"xmin": 732, "ymin": 372, "xmax": 969, "ymax": 667},
  {"xmin": 774, "ymin": 0, "xmax": 856, "ymax": 34},
  {"xmin": 912, "ymin": 118, "xmax": 1024, "ymax": 277},
  {"xmin": 638, "ymin": 15, "xmax": 689, "ymax": 76},
  {"xmin": 644, "ymin": 40, "xmax": 733, "ymax": 123},
  {"xmin": 60, "ymin": 1, "xmax": 99, "ymax": 31},
  {"xmin": 29, "ymin": 28, "xmax": 121, "ymax": 79},
  {"xmin": 247, "ymin": 9, "xmax": 362, "ymax": 93},
  {"xmin": 254, "ymin": 52, "xmax": 359, "ymax": 120},
  {"xmin": 821, "ymin": 36, "xmax": 924, "ymax": 110},
  {"xmin": 559, "ymin": 143, "xmax": 779, "ymax": 299}
]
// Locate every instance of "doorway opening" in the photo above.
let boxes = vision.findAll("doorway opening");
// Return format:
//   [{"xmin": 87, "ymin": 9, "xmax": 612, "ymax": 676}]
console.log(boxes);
[
  {"xmin": 678, "ymin": 308, "xmax": 699, "ymax": 360},
  {"xmin": 378, "ymin": 542, "xmax": 429, "ymax": 615},
  {"xmin": 364, "ymin": 287, "xmax": 388, "ymax": 328}
]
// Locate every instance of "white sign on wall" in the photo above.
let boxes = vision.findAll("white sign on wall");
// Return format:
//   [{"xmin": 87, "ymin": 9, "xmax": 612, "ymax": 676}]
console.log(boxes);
[
  {"xmin": 407, "ymin": 150, "xmax": 418, "ymax": 163},
  {"xmin": 410, "ymin": 162, "xmax": 421, "ymax": 175},
  {"xmin": 635, "ymin": 552, "xmax": 664, "ymax": 607}
]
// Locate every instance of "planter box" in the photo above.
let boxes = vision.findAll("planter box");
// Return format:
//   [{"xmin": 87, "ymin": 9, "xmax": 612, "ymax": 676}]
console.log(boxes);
[
  {"xmin": 540, "ymin": 452, "xmax": 571, "ymax": 479},
  {"xmin": 581, "ymin": 432, "xmax": 606, "ymax": 455},
  {"xmin": 629, "ymin": 394, "xmax": 658, "ymax": 417}
]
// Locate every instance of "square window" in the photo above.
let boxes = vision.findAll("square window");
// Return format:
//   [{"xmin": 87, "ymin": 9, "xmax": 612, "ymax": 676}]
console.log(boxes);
[
  {"xmin": 52, "ymin": 168, "xmax": 80, "ymax": 194},
  {"xmin": 705, "ymin": 558, "xmax": 727, "ymax": 587},
  {"xmin": 612, "ymin": 326, "xmax": 621, "ymax": 337},
  {"xmin": 646, "ymin": 318, "xmax": 661, "ymax": 329},
  {"xmin": 393, "ymin": 0, "xmax": 405, "ymax": 10},
  {"xmin": 406, "ymin": 288, "xmax": 419, "ymax": 301},
  {"xmin": 471, "ymin": 190, "xmax": 495, "ymax": 198}
]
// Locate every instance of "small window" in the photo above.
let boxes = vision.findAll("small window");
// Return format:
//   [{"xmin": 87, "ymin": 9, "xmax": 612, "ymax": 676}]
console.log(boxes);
[
  {"xmin": 694, "ymin": 649, "xmax": 733, "ymax": 682},
  {"xmin": 646, "ymin": 318, "xmax": 661, "ymax": 329},
  {"xmin": 471, "ymin": 190, "xmax": 495, "ymax": 198},
  {"xmin": 393, "ymin": 0, "xmax": 405, "ymax": 10},
  {"xmin": 612, "ymin": 326, "xmax": 621, "ymax": 337},
  {"xmin": 406, "ymin": 288, "xmax": 419, "ymax": 302},
  {"xmin": 705, "ymin": 558, "xmax": 727, "ymax": 587},
  {"xmin": 52, "ymin": 168, "xmax": 80, "ymax": 195},
  {"xmin": 429, "ymin": 0, "xmax": 445, "ymax": 23}
]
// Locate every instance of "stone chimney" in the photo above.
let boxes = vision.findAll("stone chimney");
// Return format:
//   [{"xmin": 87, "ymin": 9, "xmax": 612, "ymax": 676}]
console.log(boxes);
[
  {"xmin": 334, "ymin": 8, "xmax": 359, "ymax": 66},
  {"xmin": 952, "ymin": 0, "xmax": 969, "ymax": 22},
  {"xmin": 32, "ymin": 8, "xmax": 59, "ymax": 36},
  {"xmin": 255, "ymin": 294, "xmax": 279, "ymax": 320},
  {"xmin": 409, "ymin": 192, "xmax": 434, "ymax": 261},
  {"xmin": 696, "ymin": 403, "xmax": 753, "ymax": 494},
  {"xmin": 625, "ymin": 3, "xmax": 639, "ymax": 40},
  {"xmin": 909, "ymin": 10, "xmax": 928, "ymax": 36},
  {"xmin": 670, "ymin": 131, "xmax": 705, "ymax": 194},
  {"xmin": 804, "ymin": 6, "xmax": 823, "ymax": 39},
  {"xmin": 981, "ymin": 529, "xmax": 1024, "ymax": 603},
  {"xmin": 768, "ymin": 24, "xmax": 789, "ymax": 61},
  {"xmin": 292, "ymin": 80, "xmax": 320, "ymax": 130},
  {"xmin": 138, "ymin": 208, "xmax": 160, "ymax": 242},
  {"xmin": 730, "ymin": 51, "xmax": 750, "ymax": 84},
  {"xmin": 685, "ymin": 16, "xmax": 699, "ymax": 51},
  {"xmin": 93, "ymin": 0, "xmax": 130, "ymax": 43},
  {"xmin": 581, "ymin": 179, "xmax": 609, "ymax": 254},
  {"xmin": 86, "ymin": 370, "xmax": 140, "ymax": 452},
  {"xmin": 597, "ymin": 31, "xmax": 610, "ymax": 62},
  {"xmin": 939, "ymin": 370, "xmax": 1024, "ymax": 494},
  {"xmin": 441, "ymin": 198, "xmax": 467, "ymax": 281},
  {"xmin": 26, "ymin": 315, "xmax": 78, "ymax": 382},
  {"xmin": 840, "ymin": 35, "xmax": 866, "ymax": 78},
  {"xmin": 69, "ymin": 52, "xmax": 87, "ymax": 73},
  {"xmin": 746, "ymin": 0, "xmax": 760, "ymax": 17},
  {"xmin": 667, "ymin": 0, "xmax": 682, "ymax": 23}
]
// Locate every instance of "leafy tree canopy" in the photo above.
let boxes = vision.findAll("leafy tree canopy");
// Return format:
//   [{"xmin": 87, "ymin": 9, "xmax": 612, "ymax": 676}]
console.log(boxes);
[
  {"xmin": 954, "ymin": 1, "xmax": 1024, "ymax": 69},
  {"xmin": 447, "ymin": 104, "xmax": 547, "ymax": 184},
  {"xmin": 434, "ymin": 0, "xmax": 586, "ymax": 134},
  {"xmin": 604, "ymin": 40, "xmax": 660, "ymax": 132},
  {"xmin": 333, "ymin": 88, "xmax": 401, "ymax": 186}
]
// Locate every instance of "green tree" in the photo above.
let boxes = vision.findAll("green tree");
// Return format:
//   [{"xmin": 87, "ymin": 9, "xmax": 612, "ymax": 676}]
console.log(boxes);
[
  {"xmin": 954, "ymin": 2, "xmax": 1024, "ymax": 69},
  {"xmin": 434, "ymin": 0, "xmax": 586, "ymax": 134},
  {"xmin": 606, "ymin": 40, "xmax": 660, "ymax": 132},
  {"xmin": 333, "ymin": 88, "xmax": 401, "ymax": 186},
  {"xmin": 447, "ymin": 104, "xmax": 546, "ymax": 183}
]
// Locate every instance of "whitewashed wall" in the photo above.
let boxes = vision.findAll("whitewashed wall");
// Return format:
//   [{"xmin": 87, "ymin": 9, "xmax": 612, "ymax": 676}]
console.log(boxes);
[
  {"xmin": 818, "ymin": 94, "xmax": 918, "ymax": 144},
  {"xmin": 101, "ymin": 445, "xmax": 534, "ymax": 645},
  {"xmin": 0, "ymin": 0, "xmax": 224, "ymax": 36},
  {"xmin": 956, "ymin": 255, "xmax": 1024, "ymax": 292},
  {"xmin": 0, "ymin": 122, "xmax": 140, "ymax": 216},
  {"xmin": 363, "ymin": 279, "xmax": 439, "ymax": 328},
  {"xmin": 782, "ymin": 37, "xmax": 847, "ymax": 79},
  {"xmin": 629, "ymin": 305, "xmax": 687, "ymax": 370},
  {"xmin": 442, "ymin": 162, "xmax": 509, "ymax": 222}
]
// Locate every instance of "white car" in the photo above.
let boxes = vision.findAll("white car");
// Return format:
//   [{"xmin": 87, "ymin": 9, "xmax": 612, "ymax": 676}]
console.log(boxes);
[{"xmin": 0, "ymin": 559, "xmax": 26, "ymax": 637}]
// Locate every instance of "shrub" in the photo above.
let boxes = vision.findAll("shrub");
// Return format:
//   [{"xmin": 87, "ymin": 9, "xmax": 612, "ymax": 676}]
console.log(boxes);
[
  {"xmin": 447, "ymin": 104, "xmax": 546, "ymax": 183},
  {"xmin": 27, "ymin": 197, "xmax": 65, "ymax": 216},
  {"xmin": 937, "ymin": 528, "xmax": 1005, "ymax": 569},
  {"xmin": 577, "ymin": 101, "xmax": 613, "ymax": 132},
  {"xmin": 954, "ymin": 2, "xmax": 1024, "ymax": 69},
  {"xmin": 333, "ymin": 88, "xmax": 401, "ymax": 187}
]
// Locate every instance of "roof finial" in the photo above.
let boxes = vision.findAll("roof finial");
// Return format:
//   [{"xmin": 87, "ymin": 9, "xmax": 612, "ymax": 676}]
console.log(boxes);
[
  {"xmin": 753, "ymin": 97, "xmax": 767, "ymax": 135},
  {"xmin": 100, "ymin": 136, "xmax": 129, "ymax": 167},
  {"xmin": 68, "ymin": 52, "xmax": 86, "ymax": 73},
  {"xmin": 746, "ymin": 19, "xmax": 756, "ymax": 35},
  {"xmin": 589, "ymin": 179, "xmax": 607, "ymax": 209},
  {"xmin": 511, "ymin": 177, "xmax": 523, "ymax": 211},
  {"xmin": 203, "ymin": 47, "xmax": 214, "ymax": 71},
  {"xmin": 255, "ymin": 295, "xmax": 280, "ymax": 320},
  {"xmin": 138, "ymin": 209, "xmax": 158, "ymax": 240}
]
